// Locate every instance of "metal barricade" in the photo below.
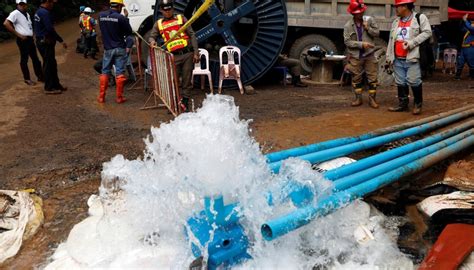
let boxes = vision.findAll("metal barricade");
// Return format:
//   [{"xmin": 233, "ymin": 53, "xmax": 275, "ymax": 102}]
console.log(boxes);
[{"xmin": 142, "ymin": 46, "xmax": 182, "ymax": 116}]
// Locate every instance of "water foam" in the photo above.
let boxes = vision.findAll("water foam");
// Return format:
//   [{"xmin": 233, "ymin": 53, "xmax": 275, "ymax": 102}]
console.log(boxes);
[{"xmin": 46, "ymin": 95, "xmax": 412, "ymax": 269}]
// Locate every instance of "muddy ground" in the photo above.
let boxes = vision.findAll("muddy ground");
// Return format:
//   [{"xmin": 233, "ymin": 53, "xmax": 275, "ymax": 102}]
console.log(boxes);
[{"xmin": 1, "ymin": 19, "xmax": 473, "ymax": 269}]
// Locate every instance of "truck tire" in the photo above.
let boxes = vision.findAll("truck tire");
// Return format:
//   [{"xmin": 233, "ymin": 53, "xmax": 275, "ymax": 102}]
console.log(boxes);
[
  {"xmin": 289, "ymin": 34, "xmax": 338, "ymax": 75},
  {"xmin": 373, "ymin": 37, "xmax": 394, "ymax": 87}
]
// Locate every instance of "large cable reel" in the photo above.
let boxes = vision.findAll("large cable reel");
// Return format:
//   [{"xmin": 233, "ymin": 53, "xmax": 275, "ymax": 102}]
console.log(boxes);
[{"xmin": 157, "ymin": 0, "xmax": 288, "ymax": 89}]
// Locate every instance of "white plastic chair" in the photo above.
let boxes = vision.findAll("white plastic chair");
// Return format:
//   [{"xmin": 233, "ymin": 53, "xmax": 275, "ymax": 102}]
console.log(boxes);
[
  {"xmin": 218, "ymin": 46, "xmax": 243, "ymax": 94},
  {"xmin": 192, "ymin": 48, "xmax": 213, "ymax": 94},
  {"xmin": 443, "ymin": 48, "xmax": 457, "ymax": 75}
]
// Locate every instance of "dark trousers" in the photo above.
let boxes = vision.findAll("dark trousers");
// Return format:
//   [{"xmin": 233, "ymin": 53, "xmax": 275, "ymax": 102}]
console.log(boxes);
[
  {"xmin": 36, "ymin": 40, "xmax": 62, "ymax": 90},
  {"xmin": 83, "ymin": 33, "xmax": 97, "ymax": 57},
  {"xmin": 16, "ymin": 37, "xmax": 43, "ymax": 81},
  {"xmin": 174, "ymin": 52, "xmax": 194, "ymax": 98},
  {"xmin": 277, "ymin": 57, "xmax": 302, "ymax": 77}
]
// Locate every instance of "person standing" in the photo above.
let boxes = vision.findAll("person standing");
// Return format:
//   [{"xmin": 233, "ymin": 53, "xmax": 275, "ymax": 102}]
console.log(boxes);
[
  {"xmin": 34, "ymin": 0, "xmax": 68, "ymax": 94},
  {"xmin": 3, "ymin": 0, "xmax": 43, "ymax": 86},
  {"xmin": 98, "ymin": 0, "xmax": 133, "ymax": 103},
  {"xmin": 386, "ymin": 0, "xmax": 432, "ymax": 115},
  {"xmin": 343, "ymin": 0, "xmax": 380, "ymax": 108},
  {"xmin": 148, "ymin": 0, "xmax": 200, "ymax": 111},
  {"xmin": 455, "ymin": 14, "xmax": 474, "ymax": 80},
  {"xmin": 80, "ymin": 7, "xmax": 97, "ymax": 59}
]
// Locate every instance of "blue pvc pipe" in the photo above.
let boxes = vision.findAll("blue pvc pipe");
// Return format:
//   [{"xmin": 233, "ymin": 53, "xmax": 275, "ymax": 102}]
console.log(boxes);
[
  {"xmin": 265, "ymin": 105, "xmax": 474, "ymax": 164},
  {"xmin": 261, "ymin": 135, "xmax": 474, "ymax": 241},
  {"xmin": 270, "ymin": 124, "xmax": 472, "ymax": 207},
  {"xmin": 269, "ymin": 109, "xmax": 474, "ymax": 173},
  {"xmin": 325, "ymin": 121, "xmax": 474, "ymax": 181},
  {"xmin": 332, "ymin": 129, "xmax": 473, "ymax": 191}
]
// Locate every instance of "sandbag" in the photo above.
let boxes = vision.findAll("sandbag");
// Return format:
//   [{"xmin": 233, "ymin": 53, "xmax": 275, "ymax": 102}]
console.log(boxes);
[{"xmin": 0, "ymin": 190, "xmax": 43, "ymax": 264}]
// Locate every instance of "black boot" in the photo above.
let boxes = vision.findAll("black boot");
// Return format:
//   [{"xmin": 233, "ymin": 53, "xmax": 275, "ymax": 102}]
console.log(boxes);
[
  {"xmin": 411, "ymin": 84, "xmax": 423, "ymax": 115},
  {"xmin": 292, "ymin": 76, "xmax": 307, "ymax": 87},
  {"xmin": 469, "ymin": 69, "xmax": 474, "ymax": 80},
  {"xmin": 388, "ymin": 85, "xmax": 409, "ymax": 112},
  {"xmin": 455, "ymin": 68, "xmax": 462, "ymax": 80}
]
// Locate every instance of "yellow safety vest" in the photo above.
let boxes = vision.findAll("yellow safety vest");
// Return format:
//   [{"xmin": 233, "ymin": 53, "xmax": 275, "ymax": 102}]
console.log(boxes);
[{"xmin": 157, "ymin": 14, "xmax": 190, "ymax": 52}]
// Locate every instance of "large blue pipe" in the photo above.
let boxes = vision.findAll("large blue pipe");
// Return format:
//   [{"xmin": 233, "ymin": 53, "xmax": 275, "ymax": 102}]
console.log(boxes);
[
  {"xmin": 271, "ymin": 124, "xmax": 473, "ymax": 207},
  {"xmin": 261, "ymin": 135, "xmax": 474, "ymax": 241},
  {"xmin": 325, "ymin": 121, "xmax": 474, "ymax": 181},
  {"xmin": 269, "ymin": 109, "xmax": 474, "ymax": 173},
  {"xmin": 265, "ymin": 105, "xmax": 474, "ymax": 164},
  {"xmin": 332, "ymin": 128, "xmax": 473, "ymax": 191}
]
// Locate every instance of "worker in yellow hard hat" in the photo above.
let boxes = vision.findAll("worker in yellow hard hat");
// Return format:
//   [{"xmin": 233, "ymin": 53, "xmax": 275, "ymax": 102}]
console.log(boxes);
[{"xmin": 97, "ymin": 0, "xmax": 133, "ymax": 103}]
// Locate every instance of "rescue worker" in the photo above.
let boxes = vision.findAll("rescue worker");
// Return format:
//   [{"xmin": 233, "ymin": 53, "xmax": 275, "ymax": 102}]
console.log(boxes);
[
  {"xmin": 343, "ymin": 0, "xmax": 380, "ymax": 108},
  {"xmin": 455, "ymin": 14, "xmax": 474, "ymax": 80},
  {"xmin": 148, "ymin": 0, "xmax": 200, "ymax": 111},
  {"xmin": 34, "ymin": 0, "xmax": 68, "ymax": 94},
  {"xmin": 386, "ymin": 0, "xmax": 431, "ymax": 115},
  {"xmin": 80, "ymin": 7, "xmax": 97, "ymax": 59},
  {"xmin": 3, "ymin": 0, "xmax": 43, "ymax": 86},
  {"xmin": 276, "ymin": 54, "xmax": 307, "ymax": 87},
  {"xmin": 98, "ymin": 0, "xmax": 133, "ymax": 103}
]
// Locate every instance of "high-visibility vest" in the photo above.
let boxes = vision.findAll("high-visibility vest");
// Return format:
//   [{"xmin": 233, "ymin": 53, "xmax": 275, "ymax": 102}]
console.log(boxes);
[
  {"xmin": 81, "ymin": 15, "xmax": 94, "ymax": 33},
  {"xmin": 157, "ymin": 14, "xmax": 190, "ymax": 52},
  {"xmin": 462, "ymin": 31, "xmax": 474, "ymax": 48}
]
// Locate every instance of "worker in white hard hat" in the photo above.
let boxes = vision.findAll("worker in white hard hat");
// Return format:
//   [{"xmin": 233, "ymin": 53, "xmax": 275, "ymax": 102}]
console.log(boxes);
[
  {"xmin": 79, "ymin": 7, "xmax": 97, "ymax": 59},
  {"xmin": 3, "ymin": 0, "xmax": 44, "ymax": 86}
]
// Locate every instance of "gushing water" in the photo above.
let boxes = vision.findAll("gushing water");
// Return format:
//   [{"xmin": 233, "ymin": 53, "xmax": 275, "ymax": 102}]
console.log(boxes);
[{"xmin": 46, "ymin": 95, "xmax": 413, "ymax": 269}]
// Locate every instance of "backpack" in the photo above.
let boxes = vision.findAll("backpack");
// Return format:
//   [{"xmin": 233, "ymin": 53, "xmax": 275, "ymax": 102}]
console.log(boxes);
[{"xmin": 416, "ymin": 13, "xmax": 435, "ymax": 78}]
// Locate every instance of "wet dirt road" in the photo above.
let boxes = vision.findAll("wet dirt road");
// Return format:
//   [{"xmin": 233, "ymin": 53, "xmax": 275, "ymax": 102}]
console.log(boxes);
[{"xmin": 1, "ymin": 19, "xmax": 473, "ymax": 268}]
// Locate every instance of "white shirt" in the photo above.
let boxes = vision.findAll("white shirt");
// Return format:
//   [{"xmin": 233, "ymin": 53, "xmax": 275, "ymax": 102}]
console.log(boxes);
[{"xmin": 6, "ymin": 9, "xmax": 33, "ymax": 37}]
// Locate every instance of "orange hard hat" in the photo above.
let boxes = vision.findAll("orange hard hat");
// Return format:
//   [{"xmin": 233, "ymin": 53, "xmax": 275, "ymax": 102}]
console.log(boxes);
[
  {"xmin": 347, "ymin": 0, "xmax": 367, "ymax": 15},
  {"xmin": 394, "ymin": 0, "xmax": 416, "ymax": 6}
]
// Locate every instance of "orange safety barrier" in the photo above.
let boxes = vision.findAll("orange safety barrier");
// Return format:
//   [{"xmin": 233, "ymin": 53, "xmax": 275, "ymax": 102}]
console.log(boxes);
[{"xmin": 142, "ymin": 46, "xmax": 182, "ymax": 116}]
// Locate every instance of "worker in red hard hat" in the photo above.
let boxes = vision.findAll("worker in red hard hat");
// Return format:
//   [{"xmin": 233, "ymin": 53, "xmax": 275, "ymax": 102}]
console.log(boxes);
[
  {"xmin": 386, "ymin": 0, "xmax": 432, "ymax": 115},
  {"xmin": 343, "ymin": 0, "xmax": 380, "ymax": 108}
]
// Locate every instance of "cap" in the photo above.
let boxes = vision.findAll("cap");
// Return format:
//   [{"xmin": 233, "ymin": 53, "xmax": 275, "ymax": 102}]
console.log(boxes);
[
  {"xmin": 160, "ymin": 0, "xmax": 174, "ymax": 11},
  {"xmin": 16, "ymin": 0, "xmax": 27, "ymax": 4},
  {"xmin": 394, "ymin": 0, "xmax": 416, "ymax": 6}
]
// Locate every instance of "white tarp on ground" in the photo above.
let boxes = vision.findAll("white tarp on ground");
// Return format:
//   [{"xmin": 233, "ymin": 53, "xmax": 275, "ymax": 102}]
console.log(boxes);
[
  {"xmin": 417, "ymin": 191, "xmax": 474, "ymax": 217},
  {"xmin": 0, "ymin": 190, "xmax": 43, "ymax": 264}
]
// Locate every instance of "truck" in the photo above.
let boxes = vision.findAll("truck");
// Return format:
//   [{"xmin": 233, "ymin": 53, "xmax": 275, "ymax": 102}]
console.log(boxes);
[{"xmin": 124, "ymin": 0, "xmax": 448, "ymax": 86}]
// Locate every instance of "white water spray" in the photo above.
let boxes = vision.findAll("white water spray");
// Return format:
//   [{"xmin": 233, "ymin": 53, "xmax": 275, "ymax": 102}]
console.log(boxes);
[{"xmin": 46, "ymin": 95, "xmax": 412, "ymax": 269}]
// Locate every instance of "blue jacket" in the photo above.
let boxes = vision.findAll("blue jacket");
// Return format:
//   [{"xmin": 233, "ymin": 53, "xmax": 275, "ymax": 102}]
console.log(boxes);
[
  {"xmin": 461, "ymin": 20, "xmax": 474, "ymax": 47},
  {"xmin": 34, "ymin": 6, "xmax": 63, "ymax": 42},
  {"xmin": 99, "ymin": 9, "xmax": 132, "ymax": 50}
]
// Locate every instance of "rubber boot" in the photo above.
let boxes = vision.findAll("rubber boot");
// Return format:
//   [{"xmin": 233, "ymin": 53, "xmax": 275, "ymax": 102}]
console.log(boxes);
[
  {"xmin": 454, "ymin": 68, "xmax": 462, "ymax": 80},
  {"xmin": 368, "ymin": 93, "xmax": 379, "ymax": 109},
  {"xmin": 368, "ymin": 83, "xmax": 379, "ymax": 109},
  {"xmin": 115, "ymin": 74, "xmax": 127, "ymax": 103},
  {"xmin": 388, "ymin": 85, "xmax": 409, "ymax": 112},
  {"xmin": 469, "ymin": 68, "xmax": 474, "ymax": 80},
  {"xmin": 98, "ymin": 74, "xmax": 108, "ymax": 103},
  {"xmin": 292, "ymin": 76, "xmax": 307, "ymax": 87},
  {"xmin": 351, "ymin": 84, "xmax": 363, "ymax": 106},
  {"xmin": 412, "ymin": 84, "xmax": 423, "ymax": 115}
]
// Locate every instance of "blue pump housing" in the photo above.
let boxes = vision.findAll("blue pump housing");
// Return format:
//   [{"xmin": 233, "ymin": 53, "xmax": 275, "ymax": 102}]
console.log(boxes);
[{"xmin": 186, "ymin": 196, "xmax": 251, "ymax": 269}]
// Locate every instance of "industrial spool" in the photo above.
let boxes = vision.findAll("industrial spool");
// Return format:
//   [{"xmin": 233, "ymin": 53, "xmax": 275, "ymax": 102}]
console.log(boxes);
[{"xmin": 154, "ymin": 0, "xmax": 288, "ymax": 89}]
